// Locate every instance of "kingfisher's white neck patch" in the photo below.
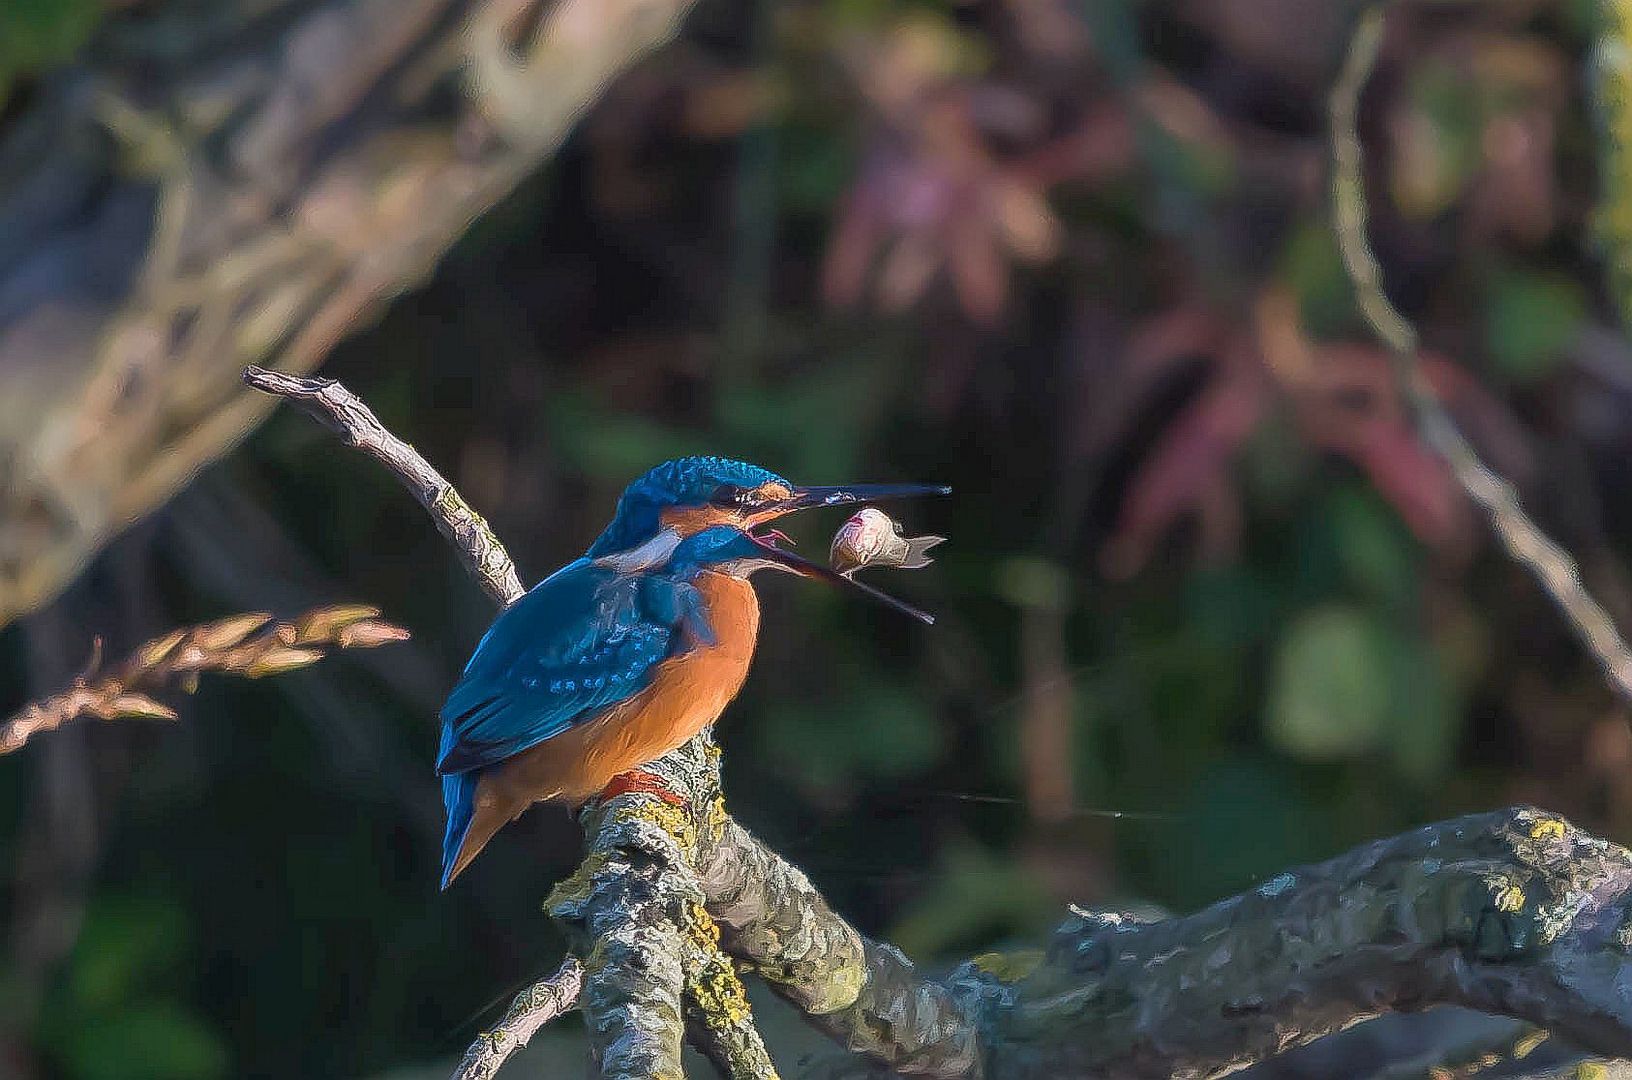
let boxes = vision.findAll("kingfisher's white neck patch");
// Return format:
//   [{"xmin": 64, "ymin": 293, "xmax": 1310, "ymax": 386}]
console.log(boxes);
[
  {"xmin": 719, "ymin": 558, "xmax": 793, "ymax": 579},
  {"xmin": 594, "ymin": 527, "xmax": 681, "ymax": 573}
]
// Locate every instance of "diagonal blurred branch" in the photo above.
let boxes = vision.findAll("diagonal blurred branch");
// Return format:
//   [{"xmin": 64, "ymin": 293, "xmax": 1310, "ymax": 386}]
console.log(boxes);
[
  {"xmin": 1330, "ymin": 6, "xmax": 1632, "ymax": 705},
  {"xmin": 0, "ymin": 0, "xmax": 701, "ymax": 630}
]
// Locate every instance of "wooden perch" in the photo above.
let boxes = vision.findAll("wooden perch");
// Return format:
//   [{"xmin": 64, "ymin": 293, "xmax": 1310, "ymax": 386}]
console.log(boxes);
[{"xmin": 245, "ymin": 367, "xmax": 1632, "ymax": 1079}]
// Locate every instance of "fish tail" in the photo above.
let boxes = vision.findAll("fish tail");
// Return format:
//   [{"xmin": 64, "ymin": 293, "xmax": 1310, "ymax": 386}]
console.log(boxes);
[{"xmin": 899, "ymin": 535, "xmax": 946, "ymax": 569}]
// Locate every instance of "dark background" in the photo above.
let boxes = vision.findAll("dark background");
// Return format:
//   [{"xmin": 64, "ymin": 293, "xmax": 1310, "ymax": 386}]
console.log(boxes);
[{"xmin": 3, "ymin": 0, "xmax": 1631, "ymax": 1075}]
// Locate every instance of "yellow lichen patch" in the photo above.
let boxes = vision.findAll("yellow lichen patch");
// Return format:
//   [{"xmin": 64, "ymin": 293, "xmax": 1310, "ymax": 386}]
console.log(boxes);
[
  {"xmin": 1528, "ymin": 817, "xmax": 1566, "ymax": 842},
  {"xmin": 970, "ymin": 949, "xmax": 1044, "ymax": 983},
  {"xmin": 1512, "ymin": 1028, "xmax": 1548, "ymax": 1059},
  {"xmin": 701, "ymin": 794, "xmax": 730, "ymax": 843},
  {"xmin": 621, "ymin": 798, "xmax": 699, "ymax": 861},
  {"xmin": 1492, "ymin": 881, "xmax": 1526, "ymax": 914},
  {"xmin": 682, "ymin": 901, "xmax": 762, "ymax": 1040},
  {"xmin": 545, "ymin": 851, "xmax": 612, "ymax": 911},
  {"xmin": 1574, "ymin": 1063, "xmax": 1610, "ymax": 1080},
  {"xmin": 685, "ymin": 900, "xmax": 723, "ymax": 947}
]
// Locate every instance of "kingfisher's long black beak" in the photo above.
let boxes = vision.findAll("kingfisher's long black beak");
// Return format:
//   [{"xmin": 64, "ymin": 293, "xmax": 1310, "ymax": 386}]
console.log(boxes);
[
  {"xmin": 768, "ymin": 483, "xmax": 952, "ymax": 516},
  {"xmin": 748, "ymin": 533, "xmax": 937, "ymax": 625}
]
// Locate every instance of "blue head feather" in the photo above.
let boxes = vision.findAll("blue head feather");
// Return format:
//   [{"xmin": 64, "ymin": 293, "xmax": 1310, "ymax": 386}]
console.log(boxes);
[{"xmin": 586, "ymin": 457, "xmax": 788, "ymax": 558}]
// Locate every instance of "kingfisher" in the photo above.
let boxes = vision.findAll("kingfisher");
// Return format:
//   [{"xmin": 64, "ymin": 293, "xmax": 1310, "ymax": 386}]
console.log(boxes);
[{"xmin": 436, "ymin": 456, "xmax": 947, "ymax": 887}]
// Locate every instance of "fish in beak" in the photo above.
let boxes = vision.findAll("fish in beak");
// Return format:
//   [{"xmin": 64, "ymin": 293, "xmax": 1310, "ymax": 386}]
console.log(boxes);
[{"xmin": 743, "ymin": 482, "xmax": 949, "ymax": 625}]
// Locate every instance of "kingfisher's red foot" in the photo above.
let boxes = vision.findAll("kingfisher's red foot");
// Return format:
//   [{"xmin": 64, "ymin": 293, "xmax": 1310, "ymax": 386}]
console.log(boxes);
[{"xmin": 600, "ymin": 769, "xmax": 688, "ymax": 807}]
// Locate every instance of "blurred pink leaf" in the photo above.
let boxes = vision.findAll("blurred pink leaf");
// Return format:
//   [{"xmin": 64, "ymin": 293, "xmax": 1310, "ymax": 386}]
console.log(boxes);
[
  {"xmin": 1102, "ymin": 364, "xmax": 1268, "ymax": 578},
  {"xmin": 824, "ymin": 87, "xmax": 1128, "ymax": 325}
]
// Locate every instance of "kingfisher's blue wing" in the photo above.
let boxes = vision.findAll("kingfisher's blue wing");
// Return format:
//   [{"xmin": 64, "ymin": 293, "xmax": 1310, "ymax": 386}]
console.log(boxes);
[{"xmin": 437, "ymin": 558, "xmax": 693, "ymax": 775}]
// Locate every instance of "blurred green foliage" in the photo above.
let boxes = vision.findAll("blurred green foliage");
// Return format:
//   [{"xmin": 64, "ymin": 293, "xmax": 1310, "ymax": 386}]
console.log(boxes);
[{"xmin": 0, "ymin": 0, "xmax": 101, "ymax": 106}]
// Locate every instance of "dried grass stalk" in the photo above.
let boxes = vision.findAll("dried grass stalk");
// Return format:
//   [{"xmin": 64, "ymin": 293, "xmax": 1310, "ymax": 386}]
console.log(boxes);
[{"xmin": 0, "ymin": 605, "xmax": 409, "ymax": 754}]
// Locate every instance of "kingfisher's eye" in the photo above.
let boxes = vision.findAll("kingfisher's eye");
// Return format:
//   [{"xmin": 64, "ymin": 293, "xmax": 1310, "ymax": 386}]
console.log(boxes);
[{"xmin": 710, "ymin": 484, "xmax": 757, "ymax": 509}]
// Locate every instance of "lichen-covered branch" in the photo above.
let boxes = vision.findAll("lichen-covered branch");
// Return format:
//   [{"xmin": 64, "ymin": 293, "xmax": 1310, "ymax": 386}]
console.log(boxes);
[
  {"xmin": 452, "ymin": 957, "xmax": 586, "ymax": 1080},
  {"xmin": 0, "ymin": 605, "xmax": 407, "ymax": 755},
  {"xmin": 708, "ymin": 806, "xmax": 1632, "ymax": 1079},
  {"xmin": 1331, "ymin": 6, "xmax": 1632, "ymax": 705},
  {"xmin": 243, "ymin": 367, "xmax": 524, "ymax": 607},
  {"xmin": 548, "ymin": 735, "xmax": 777, "ymax": 1080},
  {"xmin": 698, "ymin": 818, "xmax": 983, "ymax": 1077},
  {"xmin": 990, "ymin": 807, "xmax": 1632, "ymax": 1077}
]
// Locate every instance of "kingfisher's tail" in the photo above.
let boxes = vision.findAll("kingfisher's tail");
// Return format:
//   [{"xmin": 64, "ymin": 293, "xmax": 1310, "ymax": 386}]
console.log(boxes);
[
  {"xmin": 440, "ymin": 770, "xmax": 479, "ymax": 890},
  {"xmin": 440, "ymin": 767, "xmax": 537, "ymax": 888}
]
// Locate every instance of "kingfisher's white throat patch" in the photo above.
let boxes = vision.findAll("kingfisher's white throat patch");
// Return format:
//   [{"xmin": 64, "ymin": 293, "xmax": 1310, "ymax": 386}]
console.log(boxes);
[{"xmin": 594, "ymin": 528, "xmax": 682, "ymax": 573}]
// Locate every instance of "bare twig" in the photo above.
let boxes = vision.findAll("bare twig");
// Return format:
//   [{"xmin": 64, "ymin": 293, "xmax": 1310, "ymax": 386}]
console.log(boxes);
[
  {"xmin": 0, "ymin": 605, "xmax": 408, "ymax": 755},
  {"xmin": 242, "ymin": 366, "xmax": 525, "ymax": 607},
  {"xmin": 1330, "ymin": 6, "xmax": 1632, "ymax": 704},
  {"xmin": 451, "ymin": 957, "xmax": 586, "ymax": 1080}
]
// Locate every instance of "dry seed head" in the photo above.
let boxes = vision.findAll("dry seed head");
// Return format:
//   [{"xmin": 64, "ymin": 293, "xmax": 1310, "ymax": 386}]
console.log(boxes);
[
  {"xmin": 243, "ymin": 647, "xmax": 326, "ymax": 677},
  {"xmin": 137, "ymin": 629, "xmax": 189, "ymax": 668},
  {"xmin": 336, "ymin": 620, "xmax": 411, "ymax": 648},
  {"xmin": 173, "ymin": 644, "xmax": 209, "ymax": 670},
  {"xmin": 1, "ymin": 604, "xmax": 408, "ymax": 757},
  {"xmin": 292, "ymin": 604, "xmax": 383, "ymax": 644},
  {"xmin": 192, "ymin": 613, "xmax": 274, "ymax": 651},
  {"xmin": 106, "ymin": 694, "xmax": 180, "ymax": 722}
]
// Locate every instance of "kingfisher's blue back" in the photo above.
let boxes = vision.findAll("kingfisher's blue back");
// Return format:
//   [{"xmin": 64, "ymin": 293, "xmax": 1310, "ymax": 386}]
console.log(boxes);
[{"xmin": 437, "ymin": 519, "xmax": 758, "ymax": 887}]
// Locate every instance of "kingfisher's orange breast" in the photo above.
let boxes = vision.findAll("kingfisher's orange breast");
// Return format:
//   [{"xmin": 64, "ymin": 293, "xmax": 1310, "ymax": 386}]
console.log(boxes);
[{"xmin": 481, "ymin": 570, "xmax": 760, "ymax": 808}]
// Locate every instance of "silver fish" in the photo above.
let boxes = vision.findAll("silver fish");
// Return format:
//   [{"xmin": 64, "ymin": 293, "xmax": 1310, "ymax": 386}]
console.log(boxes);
[{"xmin": 829, "ymin": 507, "xmax": 946, "ymax": 578}]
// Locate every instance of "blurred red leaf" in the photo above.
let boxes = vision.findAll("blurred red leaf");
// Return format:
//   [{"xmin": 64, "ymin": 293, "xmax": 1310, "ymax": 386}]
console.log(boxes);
[
  {"xmin": 824, "ymin": 83, "xmax": 1128, "ymax": 325},
  {"xmin": 1102, "ymin": 361, "xmax": 1267, "ymax": 578}
]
